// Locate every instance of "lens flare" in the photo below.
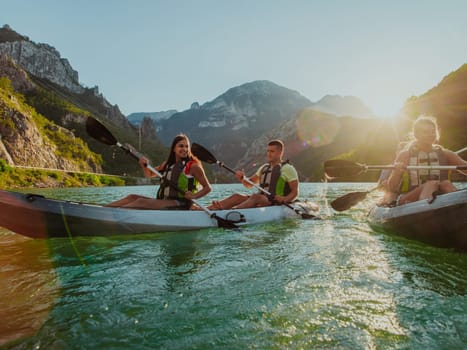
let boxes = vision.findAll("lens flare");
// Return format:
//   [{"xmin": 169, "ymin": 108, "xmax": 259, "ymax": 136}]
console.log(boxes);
[{"xmin": 295, "ymin": 109, "xmax": 341, "ymax": 148}]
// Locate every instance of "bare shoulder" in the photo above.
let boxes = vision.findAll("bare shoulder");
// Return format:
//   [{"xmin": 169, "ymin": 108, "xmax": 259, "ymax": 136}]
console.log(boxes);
[
  {"xmin": 395, "ymin": 149, "xmax": 410, "ymax": 162},
  {"xmin": 443, "ymin": 149, "xmax": 467, "ymax": 165},
  {"xmin": 189, "ymin": 161, "xmax": 205, "ymax": 174},
  {"xmin": 189, "ymin": 161, "xmax": 201, "ymax": 169}
]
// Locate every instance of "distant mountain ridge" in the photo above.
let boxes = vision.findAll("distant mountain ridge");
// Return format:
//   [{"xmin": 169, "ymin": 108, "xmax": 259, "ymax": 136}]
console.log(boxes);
[
  {"xmin": 128, "ymin": 88, "xmax": 375, "ymax": 132},
  {"xmin": 311, "ymin": 95, "xmax": 375, "ymax": 118},
  {"xmin": 127, "ymin": 110, "xmax": 178, "ymax": 126}
]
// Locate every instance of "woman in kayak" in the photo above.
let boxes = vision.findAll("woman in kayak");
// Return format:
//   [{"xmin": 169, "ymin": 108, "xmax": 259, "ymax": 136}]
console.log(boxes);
[
  {"xmin": 106, "ymin": 134, "xmax": 211, "ymax": 209},
  {"xmin": 387, "ymin": 116, "xmax": 467, "ymax": 205}
]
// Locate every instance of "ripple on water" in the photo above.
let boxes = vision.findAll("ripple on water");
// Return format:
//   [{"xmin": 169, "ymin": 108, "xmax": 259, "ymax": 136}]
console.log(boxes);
[{"xmin": 1, "ymin": 184, "xmax": 467, "ymax": 349}]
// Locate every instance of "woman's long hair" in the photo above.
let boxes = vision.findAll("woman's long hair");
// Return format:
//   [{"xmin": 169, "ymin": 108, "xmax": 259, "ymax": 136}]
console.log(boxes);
[{"xmin": 163, "ymin": 134, "xmax": 199, "ymax": 170}]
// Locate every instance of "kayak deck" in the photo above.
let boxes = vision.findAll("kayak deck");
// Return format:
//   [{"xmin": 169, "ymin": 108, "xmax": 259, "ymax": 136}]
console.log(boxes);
[{"xmin": 0, "ymin": 190, "xmax": 318, "ymax": 238}]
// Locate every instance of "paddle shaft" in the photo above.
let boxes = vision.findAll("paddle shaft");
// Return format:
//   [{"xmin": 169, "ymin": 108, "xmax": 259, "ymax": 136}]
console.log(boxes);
[
  {"xmin": 362, "ymin": 146, "xmax": 467, "ymax": 171},
  {"xmin": 214, "ymin": 160, "xmax": 276, "ymax": 195},
  {"xmin": 365, "ymin": 164, "xmax": 467, "ymax": 171}
]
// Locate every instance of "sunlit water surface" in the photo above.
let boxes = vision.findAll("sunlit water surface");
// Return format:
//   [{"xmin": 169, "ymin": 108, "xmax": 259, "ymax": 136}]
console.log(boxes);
[{"xmin": 1, "ymin": 183, "xmax": 466, "ymax": 349}]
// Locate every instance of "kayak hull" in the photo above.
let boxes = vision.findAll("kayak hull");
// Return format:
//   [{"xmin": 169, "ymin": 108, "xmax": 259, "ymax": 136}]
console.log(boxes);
[
  {"xmin": 0, "ymin": 190, "xmax": 317, "ymax": 238},
  {"xmin": 368, "ymin": 189, "xmax": 467, "ymax": 251}
]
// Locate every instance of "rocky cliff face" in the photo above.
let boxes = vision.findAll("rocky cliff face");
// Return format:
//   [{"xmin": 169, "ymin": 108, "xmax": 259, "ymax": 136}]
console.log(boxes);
[
  {"xmin": 0, "ymin": 31, "xmax": 83, "ymax": 94},
  {"xmin": 0, "ymin": 26, "xmax": 102, "ymax": 172},
  {"xmin": 0, "ymin": 54, "xmax": 34, "ymax": 92},
  {"xmin": 195, "ymin": 80, "xmax": 311, "ymax": 131},
  {"xmin": 0, "ymin": 25, "xmax": 119, "ymax": 122},
  {"xmin": 0, "ymin": 25, "xmax": 167, "ymax": 176},
  {"xmin": 0, "ymin": 87, "xmax": 101, "ymax": 172}
]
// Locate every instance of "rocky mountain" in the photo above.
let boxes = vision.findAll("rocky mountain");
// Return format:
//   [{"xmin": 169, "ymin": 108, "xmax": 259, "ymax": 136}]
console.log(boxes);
[
  {"xmin": 0, "ymin": 57, "xmax": 102, "ymax": 172},
  {"xmin": 155, "ymin": 80, "xmax": 313, "ymax": 166},
  {"xmin": 0, "ymin": 24, "xmax": 167, "ymax": 177},
  {"xmin": 0, "ymin": 25, "xmax": 83, "ymax": 94},
  {"xmin": 311, "ymin": 95, "xmax": 375, "ymax": 118},
  {"xmin": 127, "ymin": 110, "xmax": 178, "ymax": 126}
]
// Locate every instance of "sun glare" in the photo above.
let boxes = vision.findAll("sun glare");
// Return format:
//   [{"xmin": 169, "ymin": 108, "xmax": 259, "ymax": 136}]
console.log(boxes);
[{"xmin": 295, "ymin": 109, "xmax": 341, "ymax": 148}]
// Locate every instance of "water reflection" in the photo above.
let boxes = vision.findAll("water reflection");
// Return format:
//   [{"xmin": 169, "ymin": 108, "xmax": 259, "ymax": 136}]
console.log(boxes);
[
  {"xmin": 0, "ymin": 232, "xmax": 59, "ymax": 346},
  {"xmin": 1, "ymin": 184, "xmax": 466, "ymax": 348}
]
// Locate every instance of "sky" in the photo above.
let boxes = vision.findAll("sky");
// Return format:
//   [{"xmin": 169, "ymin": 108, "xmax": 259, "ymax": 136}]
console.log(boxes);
[{"xmin": 2, "ymin": 0, "xmax": 467, "ymax": 117}]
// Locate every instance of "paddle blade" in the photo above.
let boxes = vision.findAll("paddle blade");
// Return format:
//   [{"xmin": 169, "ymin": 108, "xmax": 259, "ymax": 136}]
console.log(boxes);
[
  {"xmin": 286, "ymin": 202, "xmax": 320, "ymax": 220},
  {"xmin": 86, "ymin": 117, "xmax": 118, "ymax": 146},
  {"xmin": 213, "ymin": 215, "xmax": 240, "ymax": 229},
  {"xmin": 191, "ymin": 143, "xmax": 217, "ymax": 164},
  {"xmin": 324, "ymin": 159, "xmax": 365, "ymax": 178},
  {"xmin": 300, "ymin": 212, "xmax": 318, "ymax": 219},
  {"xmin": 331, "ymin": 191, "xmax": 369, "ymax": 211}
]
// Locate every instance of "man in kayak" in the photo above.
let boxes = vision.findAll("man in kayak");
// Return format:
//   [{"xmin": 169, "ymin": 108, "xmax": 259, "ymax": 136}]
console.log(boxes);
[
  {"xmin": 106, "ymin": 134, "xmax": 211, "ymax": 209},
  {"xmin": 209, "ymin": 139, "xmax": 299, "ymax": 209},
  {"xmin": 387, "ymin": 116, "xmax": 467, "ymax": 205}
]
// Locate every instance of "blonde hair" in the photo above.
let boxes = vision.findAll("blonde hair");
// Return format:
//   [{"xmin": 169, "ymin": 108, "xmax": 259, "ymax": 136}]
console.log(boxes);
[{"xmin": 410, "ymin": 115, "xmax": 440, "ymax": 143}]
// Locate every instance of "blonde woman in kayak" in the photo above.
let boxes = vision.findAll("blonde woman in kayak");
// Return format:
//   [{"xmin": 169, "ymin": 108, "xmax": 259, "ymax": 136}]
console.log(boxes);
[
  {"xmin": 387, "ymin": 116, "xmax": 467, "ymax": 205},
  {"xmin": 106, "ymin": 134, "xmax": 211, "ymax": 209}
]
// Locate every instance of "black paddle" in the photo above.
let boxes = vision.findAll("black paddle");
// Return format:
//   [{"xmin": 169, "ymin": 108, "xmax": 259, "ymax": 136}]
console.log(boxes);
[
  {"xmin": 85, "ymin": 117, "xmax": 240, "ymax": 229},
  {"xmin": 330, "ymin": 186, "xmax": 380, "ymax": 211},
  {"xmin": 324, "ymin": 159, "xmax": 467, "ymax": 179},
  {"xmin": 191, "ymin": 143, "xmax": 318, "ymax": 219}
]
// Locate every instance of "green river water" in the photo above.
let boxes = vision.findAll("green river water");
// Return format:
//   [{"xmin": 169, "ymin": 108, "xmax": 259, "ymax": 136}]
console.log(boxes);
[{"xmin": 0, "ymin": 183, "xmax": 466, "ymax": 349}]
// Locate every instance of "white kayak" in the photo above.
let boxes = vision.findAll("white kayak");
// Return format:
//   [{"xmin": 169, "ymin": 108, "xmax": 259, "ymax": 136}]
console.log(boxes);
[
  {"xmin": 0, "ymin": 190, "xmax": 319, "ymax": 238},
  {"xmin": 368, "ymin": 189, "xmax": 467, "ymax": 251}
]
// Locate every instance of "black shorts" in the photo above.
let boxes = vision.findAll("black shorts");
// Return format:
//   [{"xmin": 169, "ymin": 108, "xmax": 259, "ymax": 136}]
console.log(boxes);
[{"xmin": 169, "ymin": 199, "xmax": 192, "ymax": 210}]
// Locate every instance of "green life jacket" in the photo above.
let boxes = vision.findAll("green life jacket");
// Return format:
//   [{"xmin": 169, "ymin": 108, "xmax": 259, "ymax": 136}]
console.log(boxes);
[
  {"xmin": 400, "ymin": 144, "xmax": 448, "ymax": 193},
  {"xmin": 259, "ymin": 161, "xmax": 292, "ymax": 197},
  {"xmin": 156, "ymin": 159, "xmax": 198, "ymax": 200}
]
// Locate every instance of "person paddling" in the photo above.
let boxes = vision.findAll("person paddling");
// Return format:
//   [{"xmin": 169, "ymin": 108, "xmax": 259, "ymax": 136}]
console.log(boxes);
[
  {"xmin": 387, "ymin": 116, "xmax": 467, "ymax": 205},
  {"xmin": 106, "ymin": 134, "xmax": 211, "ymax": 209},
  {"xmin": 209, "ymin": 139, "xmax": 299, "ymax": 209},
  {"xmin": 377, "ymin": 141, "xmax": 407, "ymax": 205}
]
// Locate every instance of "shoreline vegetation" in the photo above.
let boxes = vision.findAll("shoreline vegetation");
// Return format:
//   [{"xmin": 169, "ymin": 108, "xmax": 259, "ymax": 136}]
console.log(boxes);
[{"xmin": 0, "ymin": 159, "xmax": 137, "ymax": 188}]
